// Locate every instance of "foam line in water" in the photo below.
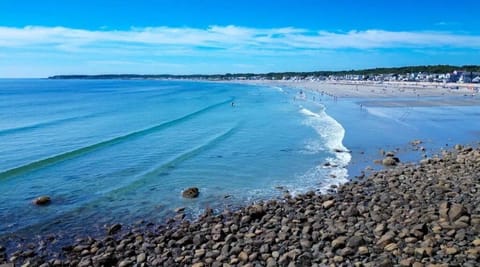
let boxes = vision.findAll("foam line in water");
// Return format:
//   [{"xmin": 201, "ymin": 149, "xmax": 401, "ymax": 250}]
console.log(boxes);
[
  {"xmin": 107, "ymin": 124, "xmax": 239, "ymax": 196},
  {"xmin": 0, "ymin": 112, "xmax": 106, "ymax": 137},
  {"xmin": 0, "ymin": 98, "xmax": 233, "ymax": 180},
  {"xmin": 271, "ymin": 86, "xmax": 284, "ymax": 92}
]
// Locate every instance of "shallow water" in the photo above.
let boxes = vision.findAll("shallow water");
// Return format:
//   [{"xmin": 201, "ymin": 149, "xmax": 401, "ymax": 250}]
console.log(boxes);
[
  {"xmin": 319, "ymin": 94, "xmax": 480, "ymax": 175},
  {"xmin": 0, "ymin": 79, "xmax": 348, "ymax": 238}
]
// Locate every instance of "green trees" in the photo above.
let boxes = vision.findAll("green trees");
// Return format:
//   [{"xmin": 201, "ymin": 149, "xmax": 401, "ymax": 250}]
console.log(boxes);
[{"xmin": 48, "ymin": 65, "xmax": 480, "ymax": 80}]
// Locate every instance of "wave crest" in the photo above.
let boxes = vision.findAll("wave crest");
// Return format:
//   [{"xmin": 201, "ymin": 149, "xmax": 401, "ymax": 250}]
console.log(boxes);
[{"xmin": 299, "ymin": 106, "xmax": 351, "ymax": 189}]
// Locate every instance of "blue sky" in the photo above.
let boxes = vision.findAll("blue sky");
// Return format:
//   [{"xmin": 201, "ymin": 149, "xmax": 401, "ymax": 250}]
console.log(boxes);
[{"xmin": 1, "ymin": 0, "xmax": 479, "ymax": 77}]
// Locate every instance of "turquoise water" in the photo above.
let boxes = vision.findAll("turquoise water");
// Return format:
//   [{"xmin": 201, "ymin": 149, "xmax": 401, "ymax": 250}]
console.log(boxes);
[
  {"xmin": 0, "ymin": 79, "xmax": 349, "ymax": 238},
  {"xmin": 2, "ymin": 79, "xmax": 479, "ymax": 242}
]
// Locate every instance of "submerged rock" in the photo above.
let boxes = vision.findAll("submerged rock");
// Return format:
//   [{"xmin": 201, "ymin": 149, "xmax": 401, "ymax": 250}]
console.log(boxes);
[
  {"xmin": 33, "ymin": 196, "xmax": 51, "ymax": 206},
  {"xmin": 411, "ymin": 139, "xmax": 422, "ymax": 146},
  {"xmin": 182, "ymin": 187, "xmax": 199, "ymax": 198},
  {"xmin": 107, "ymin": 223, "xmax": 122, "ymax": 235},
  {"xmin": 385, "ymin": 151, "xmax": 396, "ymax": 157},
  {"xmin": 334, "ymin": 148, "xmax": 351, "ymax": 153}
]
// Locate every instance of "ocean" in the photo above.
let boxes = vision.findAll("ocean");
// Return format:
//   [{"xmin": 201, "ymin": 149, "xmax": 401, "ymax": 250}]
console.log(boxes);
[
  {"xmin": 1, "ymin": 79, "xmax": 480, "ymax": 243},
  {"xmin": 0, "ymin": 79, "xmax": 350, "ymax": 239}
]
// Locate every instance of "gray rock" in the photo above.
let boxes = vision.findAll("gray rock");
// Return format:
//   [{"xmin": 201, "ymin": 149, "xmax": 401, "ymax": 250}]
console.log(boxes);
[
  {"xmin": 332, "ymin": 236, "xmax": 347, "ymax": 250},
  {"xmin": 137, "ymin": 252, "xmax": 146, "ymax": 263},
  {"xmin": 448, "ymin": 203, "xmax": 466, "ymax": 221},
  {"xmin": 247, "ymin": 204, "xmax": 265, "ymax": 219},
  {"xmin": 376, "ymin": 231, "xmax": 395, "ymax": 247},
  {"xmin": 300, "ymin": 239, "xmax": 311, "ymax": 249},
  {"xmin": 439, "ymin": 201, "xmax": 449, "ymax": 219},
  {"xmin": 322, "ymin": 200, "xmax": 335, "ymax": 209},
  {"xmin": 118, "ymin": 260, "xmax": 132, "ymax": 267},
  {"xmin": 338, "ymin": 247, "xmax": 354, "ymax": 256},
  {"xmin": 382, "ymin": 156, "xmax": 399, "ymax": 166},
  {"xmin": 347, "ymin": 235, "xmax": 364, "ymax": 248}
]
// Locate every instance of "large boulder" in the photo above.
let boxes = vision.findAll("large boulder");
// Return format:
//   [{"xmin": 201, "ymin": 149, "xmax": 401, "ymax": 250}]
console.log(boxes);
[
  {"xmin": 182, "ymin": 187, "xmax": 199, "ymax": 198},
  {"xmin": 247, "ymin": 204, "xmax": 265, "ymax": 219},
  {"xmin": 382, "ymin": 156, "xmax": 399, "ymax": 166}
]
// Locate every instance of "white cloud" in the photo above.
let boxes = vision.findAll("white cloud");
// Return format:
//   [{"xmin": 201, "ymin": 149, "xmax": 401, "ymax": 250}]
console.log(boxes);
[
  {"xmin": 1, "ymin": 25, "xmax": 480, "ymax": 53},
  {"xmin": 1, "ymin": 25, "xmax": 480, "ymax": 77}
]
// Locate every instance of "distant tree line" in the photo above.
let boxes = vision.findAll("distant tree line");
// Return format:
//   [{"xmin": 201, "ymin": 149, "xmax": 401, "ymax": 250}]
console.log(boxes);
[{"xmin": 48, "ymin": 65, "xmax": 480, "ymax": 80}]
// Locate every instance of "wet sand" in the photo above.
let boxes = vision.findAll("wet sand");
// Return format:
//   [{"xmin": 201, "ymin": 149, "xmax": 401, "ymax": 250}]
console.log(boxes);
[{"xmin": 234, "ymin": 80, "xmax": 479, "ymax": 99}]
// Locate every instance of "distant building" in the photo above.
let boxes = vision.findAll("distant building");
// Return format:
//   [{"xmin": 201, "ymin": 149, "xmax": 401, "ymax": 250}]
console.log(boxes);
[{"xmin": 453, "ymin": 71, "xmax": 480, "ymax": 83}]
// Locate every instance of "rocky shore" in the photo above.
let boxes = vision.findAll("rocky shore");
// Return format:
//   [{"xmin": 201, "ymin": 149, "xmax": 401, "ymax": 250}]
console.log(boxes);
[{"xmin": 1, "ymin": 145, "xmax": 480, "ymax": 267}]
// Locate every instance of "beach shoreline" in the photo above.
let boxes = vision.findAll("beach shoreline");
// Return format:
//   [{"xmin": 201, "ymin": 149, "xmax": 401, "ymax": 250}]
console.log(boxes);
[
  {"xmin": 231, "ymin": 79, "xmax": 480, "ymax": 177},
  {"xmin": 1, "ymin": 80, "xmax": 480, "ymax": 266},
  {"xmin": 231, "ymin": 80, "xmax": 480, "ymax": 99},
  {"xmin": 1, "ymin": 144, "xmax": 479, "ymax": 266}
]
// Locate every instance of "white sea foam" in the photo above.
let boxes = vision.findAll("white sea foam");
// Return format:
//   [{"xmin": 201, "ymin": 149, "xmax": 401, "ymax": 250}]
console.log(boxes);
[
  {"xmin": 299, "ymin": 106, "xmax": 351, "ymax": 191},
  {"xmin": 302, "ymin": 140, "xmax": 324, "ymax": 154},
  {"xmin": 271, "ymin": 86, "xmax": 284, "ymax": 92}
]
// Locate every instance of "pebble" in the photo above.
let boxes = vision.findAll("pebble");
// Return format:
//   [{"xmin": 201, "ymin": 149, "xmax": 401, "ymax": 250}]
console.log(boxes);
[
  {"xmin": 384, "ymin": 243, "xmax": 398, "ymax": 252},
  {"xmin": 118, "ymin": 259, "xmax": 132, "ymax": 267},
  {"xmin": 136, "ymin": 253, "xmax": 146, "ymax": 263},
  {"xmin": 445, "ymin": 247, "xmax": 458, "ymax": 255},
  {"xmin": 238, "ymin": 251, "xmax": 248, "ymax": 262},
  {"xmin": 332, "ymin": 236, "xmax": 347, "ymax": 250},
  {"xmin": 358, "ymin": 246, "xmax": 369, "ymax": 255},
  {"xmin": 322, "ymin": 200, "xmax": 335, "ymax": 209},
  {"xmin": 271, "ymin": 251, "xmax": 279, "ymax": 258}
]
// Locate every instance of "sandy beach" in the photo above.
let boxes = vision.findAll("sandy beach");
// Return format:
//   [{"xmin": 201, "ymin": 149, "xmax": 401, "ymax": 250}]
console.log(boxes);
[{"xmin": 234, "ymin": 80, "xmax": 480, "ymax": 99}]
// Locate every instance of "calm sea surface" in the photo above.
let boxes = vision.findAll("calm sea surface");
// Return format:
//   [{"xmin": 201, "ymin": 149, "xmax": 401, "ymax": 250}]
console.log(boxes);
[
  {"xmin": 0, "ymin": 79, "xmax": 349, "ymax": 238},
  {"xmin": 2, "ymin": 79, "xmax": 479, "ymax": 241}
]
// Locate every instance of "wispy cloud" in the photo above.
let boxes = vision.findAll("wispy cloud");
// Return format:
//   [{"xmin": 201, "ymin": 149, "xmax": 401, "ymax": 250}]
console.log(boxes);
[
  {"xmin": 1, "ymin": 25, "xmax": 480, "ymax": 77},
  {"xmin": 1, "ymin": 25, "xmax": 480, "ymax": 53},
  {"xmin": 435, "ymin": 21, "xmax": 462, "ymax": 27}
]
